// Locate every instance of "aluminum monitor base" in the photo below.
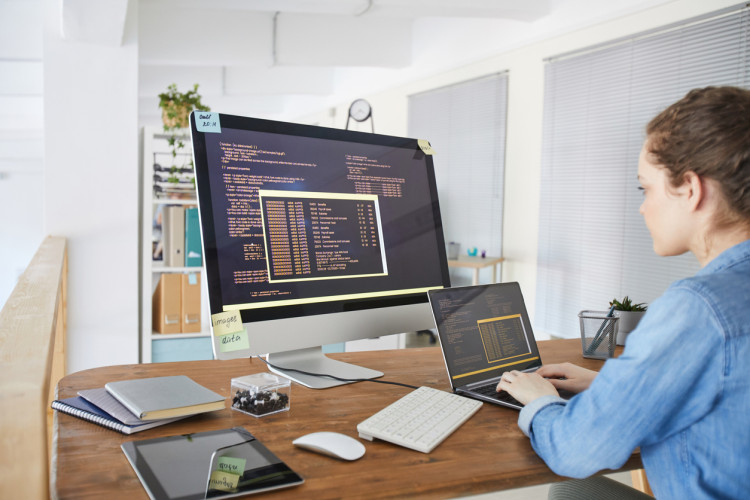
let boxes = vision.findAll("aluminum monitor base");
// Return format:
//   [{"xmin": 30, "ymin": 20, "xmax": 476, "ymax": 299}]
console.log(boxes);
[{"xmin": 267, "ymin": 346, "xmax": 384, "ymax": 389}]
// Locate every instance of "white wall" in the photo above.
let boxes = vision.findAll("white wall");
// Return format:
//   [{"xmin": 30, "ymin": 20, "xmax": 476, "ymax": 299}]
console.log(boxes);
[
  {"xmin": 43, "ymin": 0, "xmax": 140, "ymax": 372},
  {"xmin": 0, "ymin": 1, "xmax": 45, "ymax": 309},
  {"xmin": 297, "ymin": 0, "xmax": 739, "ymax": 328}
]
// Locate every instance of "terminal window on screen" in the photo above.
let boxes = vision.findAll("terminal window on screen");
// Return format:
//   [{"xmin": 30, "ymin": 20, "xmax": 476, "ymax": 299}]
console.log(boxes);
[
  {"xmin": 477, "ymin": 315, "xmax": 532, "ymax": 364},
  {"xmin": 435, "ymin": 293, "xmax": 540, "ymax": 381},
  {"xmin": 203, "ymin": 127, "xmax": 445, "ymax": 311},
  {"xmin": 258, "ymin": 190, "xmax": 388, "ymax": 283}
]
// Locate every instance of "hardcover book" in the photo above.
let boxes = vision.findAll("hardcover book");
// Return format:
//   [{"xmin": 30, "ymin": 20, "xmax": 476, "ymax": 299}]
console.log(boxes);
[
  {"xmin": 79, "ymin": 387, "xmax": 187, "ymax": 427},
  {"xmin": 105, "ymin": 375, "xmax": 225, "ymax": 421}
]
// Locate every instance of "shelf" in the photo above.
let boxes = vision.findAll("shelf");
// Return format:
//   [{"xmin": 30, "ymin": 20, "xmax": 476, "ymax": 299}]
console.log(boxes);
[
  {"xmin": 142, "ymin": 126, "xmax": 210, "ymax": 363},
  {"xmin": 151, "ymin": 264, "xmax": 203, "ymax": 273},
  {"xmin": 150, "ymin": 331, "xmax": 211, "ymax": 340},
  {"xmin": 153, "ymin": 198, "xmax": 197, "ymax": 206},
  {"xmin": 152, "ymin": 128, "xmax": 191, "ymax": 140}
]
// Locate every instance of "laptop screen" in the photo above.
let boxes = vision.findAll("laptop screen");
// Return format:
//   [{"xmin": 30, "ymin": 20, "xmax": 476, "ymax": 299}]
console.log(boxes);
[{"xmin": 428, "ymin": 282, "xmax": 542, "ymax": 388}]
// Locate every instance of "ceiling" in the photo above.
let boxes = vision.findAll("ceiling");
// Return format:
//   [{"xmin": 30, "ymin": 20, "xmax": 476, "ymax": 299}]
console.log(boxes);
[
  {"xmin": 0, "ymin": 0, "xmax": 671, "ymax": 140},
  {"xmin": 134, "ymin": 0, "xmax": 556, "ymax": 124}
]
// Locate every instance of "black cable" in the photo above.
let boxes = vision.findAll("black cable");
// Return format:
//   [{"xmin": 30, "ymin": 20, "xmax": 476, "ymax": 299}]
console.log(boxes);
[{"xmin": 254, "ymin": 355, "xmax": 419, "ymax": 389}]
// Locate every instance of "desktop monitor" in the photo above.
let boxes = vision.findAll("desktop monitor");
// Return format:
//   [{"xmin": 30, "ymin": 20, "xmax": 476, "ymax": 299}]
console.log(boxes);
[{"xmin": 190, "ymin": 111, "xmax": 450, "ymax": 388}]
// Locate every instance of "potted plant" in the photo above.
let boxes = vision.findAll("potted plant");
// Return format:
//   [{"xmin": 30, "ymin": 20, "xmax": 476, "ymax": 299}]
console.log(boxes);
[
  {"xmin": 157, "ymin": 84, "xmax": 210, "ymax": 191},
  {"xmin": 609, "ymin": 296, "xmax": 647, "ymax": 345},
  {"xmin": 158, "ymin": 83, "xmax": 210, "ymax": 130}
]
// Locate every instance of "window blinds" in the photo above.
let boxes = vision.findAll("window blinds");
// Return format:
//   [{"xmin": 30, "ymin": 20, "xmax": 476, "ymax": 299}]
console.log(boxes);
[
  {"xmin": 408, "ymin": 73, "xmax": 508, "ymax": 285},
  {"xmin": 536, "ymin": 5, "xmax": 750, "ymax": 338}
]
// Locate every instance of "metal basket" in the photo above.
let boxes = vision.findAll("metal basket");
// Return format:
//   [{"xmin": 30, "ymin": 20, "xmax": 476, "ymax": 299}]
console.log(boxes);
[{"xmin": 579, "ymin": 310, "xmax": 619, "ymax": 360}]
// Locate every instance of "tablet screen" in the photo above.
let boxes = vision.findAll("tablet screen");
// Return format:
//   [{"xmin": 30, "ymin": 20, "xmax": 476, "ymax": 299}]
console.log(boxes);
[{"xmin": 121, "ymin": 427, "xmax": 303, "ymax": 499}]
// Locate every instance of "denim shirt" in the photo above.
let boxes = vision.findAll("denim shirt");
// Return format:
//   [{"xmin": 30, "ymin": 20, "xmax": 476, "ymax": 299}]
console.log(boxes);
[{"xmin": 518, "ymin": 239, "xmax": 750, "ymax": 499}]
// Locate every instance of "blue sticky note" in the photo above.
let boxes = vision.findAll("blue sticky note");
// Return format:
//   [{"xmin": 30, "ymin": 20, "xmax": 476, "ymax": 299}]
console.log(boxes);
[
  {"xmin": 188, "ymin": 273, "xmax": 198, "ymax": 285},
  {"xmin": 196, "ymin": 112, "xmax": 221, "ymax": 133}
]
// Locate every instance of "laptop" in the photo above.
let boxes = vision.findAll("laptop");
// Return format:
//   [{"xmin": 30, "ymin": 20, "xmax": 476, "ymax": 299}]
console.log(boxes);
[{"xmin": 428, "ymin": 282, "xmax": 573, "ymax": 410}]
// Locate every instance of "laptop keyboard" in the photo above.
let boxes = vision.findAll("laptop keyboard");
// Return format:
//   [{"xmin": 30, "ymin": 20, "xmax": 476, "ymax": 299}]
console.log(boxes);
[{"xmin": 471, "ymin": 383, "xmax": 523, "ymax": 406}]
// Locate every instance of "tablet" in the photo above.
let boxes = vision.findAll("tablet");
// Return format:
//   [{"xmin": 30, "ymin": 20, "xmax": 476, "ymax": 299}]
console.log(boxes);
[{"xmin": 121, "ymin": 427, "xmax": 303, "ymax": 500}]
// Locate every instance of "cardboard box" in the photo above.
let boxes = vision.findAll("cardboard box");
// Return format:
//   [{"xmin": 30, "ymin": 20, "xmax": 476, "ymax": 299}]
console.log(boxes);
[
  {"xmin": 153, "ymin": 273, "xmax": 181, "ymax": 334},
  {"xmin": 181, "ymin": 272, "xmax": 201, "ymax": 333}
]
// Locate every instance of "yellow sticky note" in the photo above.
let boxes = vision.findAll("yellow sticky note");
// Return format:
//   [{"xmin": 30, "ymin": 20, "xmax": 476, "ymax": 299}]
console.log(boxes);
[
  {"xmin": 208, "ymin": 470, "xmax": 239, "ymax": 492},
  {"xmin": 217, "ymin": 456, "xmax": 246, "ymax": 476},
  {"xmin": 212, "ymin": 310, "xmax": 243, "ymax": 336},
  {"xmin": 219, "ymin": 328, "xmax": 250, "ymax": 353},
  {"xmin": 417, "ymin": 139, "xmax": 435, "ymax": 155}
]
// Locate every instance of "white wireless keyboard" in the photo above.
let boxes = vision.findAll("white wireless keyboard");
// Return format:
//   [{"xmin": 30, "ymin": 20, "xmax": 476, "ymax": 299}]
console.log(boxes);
[{"xmin": 357, "ymin": 386, "xmax": 483, "ymax": 453}]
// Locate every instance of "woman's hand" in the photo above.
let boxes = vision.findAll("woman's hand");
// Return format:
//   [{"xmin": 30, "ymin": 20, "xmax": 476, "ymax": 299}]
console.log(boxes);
[
  {"xmin": 496, "ymin": 363, "xmax": 599, "ymax": 405},
  {"xmin": 496, "ymin": 371, "xmax": 559, "ymax": 406},
  {"xmin": 536, "ymin": 362, "xmax": 598, "ymax": 393}
]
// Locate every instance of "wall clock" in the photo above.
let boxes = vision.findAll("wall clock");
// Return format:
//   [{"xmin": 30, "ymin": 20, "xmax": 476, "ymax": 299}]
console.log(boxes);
[{"xmin": 346, "ymin": 98, "xmax": 374, "ymax": 132}]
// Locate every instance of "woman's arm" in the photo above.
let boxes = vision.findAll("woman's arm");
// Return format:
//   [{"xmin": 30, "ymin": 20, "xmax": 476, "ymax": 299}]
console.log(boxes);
[{"xmin": 506, "ymin": 286, "xmax": 724, "ymax": 478}]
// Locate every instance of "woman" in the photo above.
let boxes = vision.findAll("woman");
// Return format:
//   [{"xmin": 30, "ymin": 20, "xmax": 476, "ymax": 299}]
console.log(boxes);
[{"xmin": 497, "ymin": 86, "xmax": 750, "ymax": 499}]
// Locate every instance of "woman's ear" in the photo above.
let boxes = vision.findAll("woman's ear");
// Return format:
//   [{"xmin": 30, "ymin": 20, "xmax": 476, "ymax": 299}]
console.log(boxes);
[{"xmin": 681, "ymin": 171, "xmax": 705, "ymax": 212}]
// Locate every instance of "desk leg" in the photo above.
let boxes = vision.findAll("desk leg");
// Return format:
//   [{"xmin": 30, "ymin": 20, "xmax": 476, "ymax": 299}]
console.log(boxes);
[
  {"xmin": 472, "ymin": 269, "xmax": 479, "ymax": 286},
  {"xmin": 491, "ymin": 264, "xmax": 497, "ymax": 284},
  {"xmin": 631, "ymin": 469, "xmax": 653, "ymax": 495}
]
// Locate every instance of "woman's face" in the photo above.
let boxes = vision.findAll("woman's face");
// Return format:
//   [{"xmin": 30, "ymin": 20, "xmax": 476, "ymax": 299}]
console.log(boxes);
[{"xmin": 637, "ymin": 142, "xmax": 692, "ymax": 257}]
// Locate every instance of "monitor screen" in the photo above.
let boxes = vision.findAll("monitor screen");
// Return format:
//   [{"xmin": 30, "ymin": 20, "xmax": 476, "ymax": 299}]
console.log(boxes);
[{"xmin": 191, "ymin": 112, "xmax": 450, "ymax": 387}]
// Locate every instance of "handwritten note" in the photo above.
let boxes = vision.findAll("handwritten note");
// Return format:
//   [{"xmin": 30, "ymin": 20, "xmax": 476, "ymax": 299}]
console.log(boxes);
[
  {"xmin": 211, "ymin": 310, "xmax": 243, "ymax": 336},
  {"xmin": 196, "ymin": 112, "xmax": 221, "ymax": 133},
  {"xmin": 217, "ymin": 456, "xmax": 246, "ymax": 476},
  {"xmin": 208, "ymin": 470, "xmax": 239, "ymax": 492},
  {"xmin": 219, "ymin": 328, "xmax": 250, "ymax": 353},
  {"xmin": 417, "ymin": 139, "xmax": 435, "ymax": 155}
]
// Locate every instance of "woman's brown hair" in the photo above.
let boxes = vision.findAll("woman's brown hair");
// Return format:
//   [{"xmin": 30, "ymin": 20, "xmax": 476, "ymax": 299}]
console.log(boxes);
[{"xmin": 646, "ymin": 86, "xmax": 750, "ymax": 221}]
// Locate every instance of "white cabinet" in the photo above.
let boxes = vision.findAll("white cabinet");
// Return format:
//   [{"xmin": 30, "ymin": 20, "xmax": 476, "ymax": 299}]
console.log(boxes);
[{"xmin": 140, "ymin": 126, "xmax": 212, "ymax": 363}]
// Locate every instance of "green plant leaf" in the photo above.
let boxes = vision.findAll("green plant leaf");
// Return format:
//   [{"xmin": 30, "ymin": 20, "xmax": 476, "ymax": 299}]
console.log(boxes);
[{"xmin": 609, "ymin": 295, "xmax": 647, "ymax": 311}]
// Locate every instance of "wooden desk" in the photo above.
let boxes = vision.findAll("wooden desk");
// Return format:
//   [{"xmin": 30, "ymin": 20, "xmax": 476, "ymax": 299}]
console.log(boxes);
[
  {"xmin": 53, "ymin": 339, "xmax": 641, "ymax": 499},
  {"xmin": 447, "ymin": 255, "xmax": 505, "ymax": 285}
]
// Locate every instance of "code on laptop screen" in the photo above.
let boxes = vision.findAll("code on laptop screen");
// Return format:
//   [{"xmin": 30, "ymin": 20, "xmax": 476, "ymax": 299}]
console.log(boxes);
[{"xmin": 429, "ymin": 282, "xmax": 542, "ymax": 387}]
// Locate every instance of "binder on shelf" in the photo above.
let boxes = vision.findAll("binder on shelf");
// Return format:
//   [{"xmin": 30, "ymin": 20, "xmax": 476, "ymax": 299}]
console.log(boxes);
[
  {"xmin": 184, "ymin": 206, "xmax": 202, "ymax": 267},
  {"xmin": 153, "ymin": 273, "xmax": 181, "ymax": 334},
  {"xmin": 181, "ymin": 273, "xmax": 201, "ymax": 333},
  {"xmin": 163, "ymin": 205, "xmax": 185, "ymax": 267}
]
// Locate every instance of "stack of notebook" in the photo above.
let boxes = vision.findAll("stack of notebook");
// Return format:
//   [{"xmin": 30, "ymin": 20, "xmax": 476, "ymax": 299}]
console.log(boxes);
[{"xmin": 51, "ymin": 375, "xmax": 225, "ymax": 434}]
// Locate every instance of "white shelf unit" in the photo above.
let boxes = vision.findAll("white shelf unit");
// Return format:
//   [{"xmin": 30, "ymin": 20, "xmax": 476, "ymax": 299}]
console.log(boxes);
[{"xmin": 140, "ymin": 126, "xmax": 212, "ymax": 363}]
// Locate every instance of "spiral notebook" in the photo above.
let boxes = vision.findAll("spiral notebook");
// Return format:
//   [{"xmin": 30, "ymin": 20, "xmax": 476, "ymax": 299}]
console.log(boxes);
[{"xmin": 51, "ymin": 396, "xmax": 185, "ymax": 434}]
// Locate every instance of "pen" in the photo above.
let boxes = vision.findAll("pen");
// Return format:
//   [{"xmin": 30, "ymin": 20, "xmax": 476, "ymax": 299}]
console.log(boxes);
[{"xmin": 585, "ymin": 305, "xmax": 616, "ymax": 355}]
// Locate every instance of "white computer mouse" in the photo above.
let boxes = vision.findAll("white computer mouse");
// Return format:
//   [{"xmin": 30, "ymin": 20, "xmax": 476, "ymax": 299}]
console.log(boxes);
[{"xmin": 292, "ymin": 431, "xmax": 366, "ymax": 461}]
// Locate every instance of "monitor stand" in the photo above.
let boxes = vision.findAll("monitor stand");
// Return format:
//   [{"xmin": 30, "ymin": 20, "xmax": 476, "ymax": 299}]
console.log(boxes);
[{"xmin": 267, "ymin": 346, "xmax": 383, "ymax": 389}]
